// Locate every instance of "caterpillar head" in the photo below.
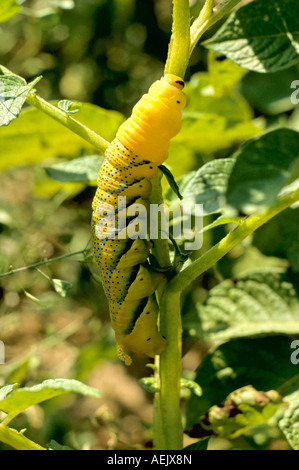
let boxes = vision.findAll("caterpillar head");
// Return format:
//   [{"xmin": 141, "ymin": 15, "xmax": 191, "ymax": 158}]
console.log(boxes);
[{"xmin": 161, "ymin": 74, "xmax": 185, "ymax": 90}]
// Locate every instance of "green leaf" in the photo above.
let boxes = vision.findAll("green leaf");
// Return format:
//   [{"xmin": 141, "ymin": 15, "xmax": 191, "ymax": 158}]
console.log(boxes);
[
  {"xmin": 188, "ymin": 269, "xmax": 299, "ymax": 342},
  {"xmin": 253, "ymin": 207, "xmax": 299, "ymax": 273},
  {"xmin": 0, "ymin": 0, "xmax": 21, "ymax": 23},
  {"xmin": 0, "ymin": 104, "xmax": 123, "ymax": 170},
  {"xmin": 0, "ymin": 70, "xmax": 42, "ymax": 127},
  {"xmin": 0, "ymin": 378, "xmax": 100, "ymax": 422},
  {"xmin": 207, "ymin": 50, "xmax": 248, "ymax": 97},
  {"xmin": 139, "ymin": 377, "xmax": 159, "ymax": 393},
  {"xmin": 204, "ymin": 0, "xmax": 299, "ymax": 73},
  {"xmin": 159, "ymin": 164, "xmax": 183, "ymax": 200},
  {"xmin": 57, "ymin": 99, "xmax": 81, "ymax": 114},
  {"xmin": 185, "ymin": 70, "xmax": 255, "ymax": 123},
  {"xmin": 44, "ymin": 155, "xmax": 103, "ymax": 184},
  {"xmin": 0, "ymin": 384, "xmax": 19, "ymax": 401},
  {"xmin": 47, "ymin": 440, "xmax": 73, "ymax": 450},
  {"xmin": 74, "ymin": 337, "xmax": 116, "ymax": 381},
  {"xmin": 192, "ymin": 386, "xmax": 282, "ymax": 439},
  {"xmin": 240, "ymin": 67, "xmax": 299, "ymax": 116},
  {"xmin": 180, "ymin": 379, "xmax": 202, "ymax": 397},
  {"xmin": 186, "ymin": 336, "xmax": 299, "ymax": 427},
  {"xmin": 179, "ymin": 158, "xmax": 234, "ymax": 215},
  {"xmin": 24, "ymin": 290, "xmax": 47, "ymax": 307},
  {"xmin": 226, "ymin": 129, "xmax": 299, "ymax": 214},
  {"xmin": 0, "ymin": 424, "xmax": 46, "ymax": 450},
  {"xmin": 174, "ymin": 113, "xmax": 261, "ymax": 156},
  {"xmin": 190, "ymin": 0, "xmax": 243, "ymax": 50},
  {"xmin": 50, "ymin": 279, "xmax": 72, "ymax": 297},
  {"xmin": 171, "ymin": 70, "xmax": 262, "ymax": 156},
  {"xmin": 278, "ymin": 391, "xmax": 299, "ymax": 450},
  {"xmin": 183, "ymin": 437, "xmax": 210, "ymax": 450}
]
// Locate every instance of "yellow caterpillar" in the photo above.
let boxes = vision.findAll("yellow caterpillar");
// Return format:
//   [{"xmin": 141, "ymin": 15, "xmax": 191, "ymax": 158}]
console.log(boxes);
[{"xmin": 91, "ymin": 74, "xmax": 186, "ymax": 365}]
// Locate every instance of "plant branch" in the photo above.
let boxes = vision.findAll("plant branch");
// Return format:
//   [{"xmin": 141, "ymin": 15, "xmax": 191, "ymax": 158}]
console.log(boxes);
[
  {"xmin": 0, "ymin": 424, "xmax": 46, "ymax": 450},
  {"xmin": 190, "ymin": 0, "xmax": 242, "ymax": 56},
  {"xmin": 168, "ymin": 187, "xmax": 299, "ymax": 294},
  {"xmin": 149, "ymin": 171, "xmax": 183, "ymax": 450},
  {"xmin": 0, "ymin": 249, "xmax": 88, "ymax": 279},
  {"xmin": 164, "ymin": 0, "xmax": 190, "ymax": 79},
  {"xmin": 26, "ymin": 93, "xmax": 109, "ymax": 154}
]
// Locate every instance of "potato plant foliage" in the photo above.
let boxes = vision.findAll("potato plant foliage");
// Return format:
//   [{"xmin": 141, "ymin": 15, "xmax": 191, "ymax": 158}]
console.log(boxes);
[{"xmin": 0, "ymin": 0, "xmax": 299, "ymax": 451}]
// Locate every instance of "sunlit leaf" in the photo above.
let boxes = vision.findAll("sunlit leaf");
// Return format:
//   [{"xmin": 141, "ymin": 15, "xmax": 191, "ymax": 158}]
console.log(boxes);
[
  {"xmin": 205, "ymin": 0, "xmax": 299, "ymax": 73},
  {"xmin": 0, "ymin": 0, "xmax": 21, "ymax": 23},
  {"xmin": 0, "ymin": 379, "xmax": 100, "ymax": 421},
  {"xmin": 0, "ymin": 104, "xmax": 124, "ymax": 170},
  {"xmin": 226, "ymin": 129, "xmax": 299, "ymax": 214},
  {"xmin": 0, "ymin": 69, "xmax": 42, "ymax": 127},
  {"xmin": 57, "ymin": 99, "xmax": 81, "ymax": 114},
  {"xmin": 188, "ymin": 269, "xmax": 299, "ymax": 342},
  {"xmin": 279, "ymin": 391, "xmax": 299, "ymax": 450}
]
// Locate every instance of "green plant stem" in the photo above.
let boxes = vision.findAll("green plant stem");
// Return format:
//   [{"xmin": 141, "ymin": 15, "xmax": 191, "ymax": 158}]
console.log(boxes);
[
  {"xmin": 152, "ymin": 187, "xmax": 299, "ymax": 450},
  {"xmin": 189, "ymin": 0, "xmax": 214, "ymax": 55},
  {"xmin": 164, "ymin": 0, "xmax": 190, "ymax": 79},
  {"xmin": 0, "ymin": 249, "xmax": 87, "ymax": 279},
  {"xmin": 26, "ymin": 93, "xmax": 109, "ymax": 154},
  {"xmin": 189, "ymin": 0, "xmax": 242, "ymax": 56},
  {"xmin": 0, "ymin": 424, "xmax": 46, "ymax": 450},
  {"xmin": 156, "ymin": 290, "xmax": 183, "ymax": 450},
  {"xmin": 153, "ymin": 0, "xmax": 191, "ymax": 449},
  {"xmin": 149, "ymin": 172, "xmax": 183, "ymax": 450},
  {"xmin": 169, "ymin": 187, "xmax": 299, "ymax": 295}
]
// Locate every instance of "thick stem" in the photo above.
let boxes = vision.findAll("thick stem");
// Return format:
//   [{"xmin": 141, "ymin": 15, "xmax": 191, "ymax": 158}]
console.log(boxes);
[
  {"xmin": 149, "ymin": 172, "xmax": 183, "ymax": 450},
  {"xmin": 153, "ymin": 0, "xmax": 190, "ymax": 450},
  {"xmin": 189, "ymin": 0, "xmax": 213, "ymax": 55},
  {"xmin": 0, "ymin": 424, "xmax": 45, "ymax": 450},
  {"xmin": 155, "ymin": 290, "xmax": 183, "ymax": 450},
  {"xmin": 26, "ymin": 93, "xmax": 109, "ymax": 153},
  {"xmin": 152, "ymin": 187, "xmax": 299, "ymax": 449},
  {"xmin": 164, "ymin": 0, "xmax": 190, "ymax": 79}
]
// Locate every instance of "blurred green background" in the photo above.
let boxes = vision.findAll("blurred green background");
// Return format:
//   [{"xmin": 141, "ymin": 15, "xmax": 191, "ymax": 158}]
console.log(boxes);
[{"xmin": 0, "ymin": 0, "xmax": 298, "ymax": 450}]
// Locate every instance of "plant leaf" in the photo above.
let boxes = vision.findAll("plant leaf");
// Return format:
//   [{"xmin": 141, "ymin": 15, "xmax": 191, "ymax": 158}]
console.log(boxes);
[
  {"xmin": 47, "ymin": 440, "xmax": 73, "ymax": 450},
  {"xmin": 183, "ymin": 437, "xmax": 210, "ymax": 450},
  {"xmin": 44, "ymin": 155, "xmax": 104, "ymax": 184},
  {"xmin": 204, "ymin": 0, "xmax": 299, "ymax": 73},
  {"xmin": 139, "ymin": 377, "xmax": 159, "ymax": 393},
  {"xmin": 0, "ymin": 104, "xmax": 123, "ymax": 170},
  {"xmin": 278, "ymin": 391, "xmax": 299, "ymax": 450},
  {"xmin": 180, "ymin": 378, "xmax": 202, "ymax": 397},
  {"xmin": 0, "ymin": 384, "xmax": 19, "ymax": 401},
  {"xmin": 0, "ymin": 70, "xmax": 42, "ymax": 127},
  {"xmin": 253, "ymin": 207, "xmax": 299, "ymax": 273},
  {"xmin": 0, "ymin": 0, "xmax": 21, "ymax": 23},
  {"xmin": 50, "ymin": 279, "xmax": 73, "ymax": 297},
  {"xmin": 179, "ymin": 158, "xmax": 234, "ymax": 215},
  {"xmin": 186, "ymin": 336, "xmax": 299, "ymax": 427},
  {"xmin": 57, "ymin": 99, "xmax": 81, "ymax": 114},
  {"xmin": 0, "ymin": 424, "xmax": 46, "ymax": 450},
  {"xmin": 226, "ymin": 128, "xmax": 299, "ymax": 214},
  {"xmin": 188, "ymin": 386, "xmax": 282, "ymax": 439},
  {"xmin": 0, "ymin": 378, "xmax": 100, "ymax": 422},
  {"xmin": 187, "ymin": 269, "xmax": 299, "ymax": 342}
]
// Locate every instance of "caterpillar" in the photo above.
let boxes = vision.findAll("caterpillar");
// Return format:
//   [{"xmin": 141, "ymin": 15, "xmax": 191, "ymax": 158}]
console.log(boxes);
[{"xmin": 91, "ymin": 74, "xmax": 186, "ymax": 366}]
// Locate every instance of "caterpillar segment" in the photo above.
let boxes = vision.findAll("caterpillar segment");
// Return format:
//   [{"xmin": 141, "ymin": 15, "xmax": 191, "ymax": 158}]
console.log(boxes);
[{"xmin": 91, "ymin": 74, "xmax": 186, "ymax": 365}]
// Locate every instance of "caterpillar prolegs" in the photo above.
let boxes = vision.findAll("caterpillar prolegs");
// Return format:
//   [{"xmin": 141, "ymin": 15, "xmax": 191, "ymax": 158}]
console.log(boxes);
[{"xmin": 91, "ymin": 74, "xmax": 186, "ymax": 365}]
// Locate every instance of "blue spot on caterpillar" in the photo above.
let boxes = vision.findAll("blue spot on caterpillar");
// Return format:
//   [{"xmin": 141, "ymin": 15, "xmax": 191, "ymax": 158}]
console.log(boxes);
[{"xmin": 91, "ymin": 74, "xmax": 186, "ymax": 365}]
